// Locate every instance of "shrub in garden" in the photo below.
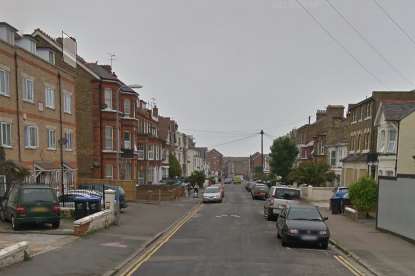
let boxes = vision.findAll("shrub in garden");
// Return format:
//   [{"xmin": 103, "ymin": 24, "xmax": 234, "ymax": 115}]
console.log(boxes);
[{"xmin": 348, "ymin": 177, "xmax": 377, "ymax": 217}]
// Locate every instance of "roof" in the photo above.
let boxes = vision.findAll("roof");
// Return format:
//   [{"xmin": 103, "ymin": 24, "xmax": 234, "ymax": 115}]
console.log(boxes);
[
  {"xmin": 382, "ymin": 103, "xmax": 415, "ymax": 121},
  {"xmin": 85, "ymin": 63, "xmax": 119, "ymax": 81},
  {"xmin": 0, "ymin": 22, "xmax": 18, "ymax": 32},
  {"xmin": 341, "ymin": 153, "xmax": 368, "ymax": 163}
]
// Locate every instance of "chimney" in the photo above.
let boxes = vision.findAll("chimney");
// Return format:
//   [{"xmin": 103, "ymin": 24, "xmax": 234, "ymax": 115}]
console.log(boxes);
[
  {"xmin": 152, "ymin": 106, "xmax": 158, "ymax": 117},
  {"xmin": 326, "ymin": 105, "xmax": 345, "ymax": 118},
  {"xmin": 101, "ymin": 65, "xmax": 112, "ymax": 73}
]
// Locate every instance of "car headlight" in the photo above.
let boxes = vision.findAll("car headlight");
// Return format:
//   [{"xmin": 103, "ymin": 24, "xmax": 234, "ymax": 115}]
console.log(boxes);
[
  {"xmin": 319, "ymin": 230, "xmax": 328, "ymax": 235},
  {"xmin": 288, "ymin": 229, "xmax": 299, "ymax": 235}
]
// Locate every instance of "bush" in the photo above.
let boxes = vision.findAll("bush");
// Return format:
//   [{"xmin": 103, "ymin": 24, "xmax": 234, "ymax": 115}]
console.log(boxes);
[{"xmin": 348, "ymin": 177, "xmax": 377, "ymax": 216}]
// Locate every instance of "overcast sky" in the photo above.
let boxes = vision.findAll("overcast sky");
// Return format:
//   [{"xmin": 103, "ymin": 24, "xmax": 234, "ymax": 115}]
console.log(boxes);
[{"xmin": 3, "ymin": 0, "xmax": 415, "ymax": 156}]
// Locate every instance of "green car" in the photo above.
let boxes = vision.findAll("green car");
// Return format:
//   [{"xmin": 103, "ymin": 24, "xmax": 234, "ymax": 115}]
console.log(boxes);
[{"xmin": 0, "ymin": 184, "xmax": 60, "ymax": 230}]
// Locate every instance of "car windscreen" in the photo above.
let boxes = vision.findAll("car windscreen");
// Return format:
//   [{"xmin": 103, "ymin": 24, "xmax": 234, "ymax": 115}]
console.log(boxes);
[
  {"xmin": 274, "ymin": 188, "xmax": 300, "ymax": 200},
  {"xmin": 255, "ymin": 185, "xmax": 267, "ymax": 190},
  {"xmin": 287, "ymin": 207, "xmax": 322, "ymax": 221},
  {"xmin": 205, "ymin": 187, "xmax": 220, "ymax": 193},
  {"xmin": 22, "ymin": 188, "xmax": 56, "ymax": 203}
]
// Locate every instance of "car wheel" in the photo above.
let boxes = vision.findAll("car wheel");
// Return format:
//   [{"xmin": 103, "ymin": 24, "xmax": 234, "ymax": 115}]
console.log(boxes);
[
  {"xmin": 11, "ymin": 216, "xmax": 20, "ymax": 231},
  {"xmin": 321, "ymin": 240, "xmax": 329, "ymax": 250},
  {"xmin": 267, "ymin": 209, "xmax": 273, "ymax": 221},
  {"xmin": 52, "ymin": 221, "xmax": 60, "ymax": 229},
  {"xmin": 281, "ymin": 237, "xmax": 288, "ymax": 247}
]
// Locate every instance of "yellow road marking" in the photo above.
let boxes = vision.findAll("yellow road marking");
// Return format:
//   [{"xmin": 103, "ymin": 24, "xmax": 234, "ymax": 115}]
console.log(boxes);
[
  {"xmin": 121, "ymin": 204, "xmax": 202, "ymax": 276},
  {"xmin": 334, "ymin": 255, "xmax": 364, "ymax": 276}
]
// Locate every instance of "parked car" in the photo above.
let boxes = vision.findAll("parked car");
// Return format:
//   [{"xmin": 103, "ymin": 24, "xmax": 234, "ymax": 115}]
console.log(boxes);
[
  {"xmin": 251, "ymin": 183, "xmax": 269, "ymax": 200},
  {"xmin": 245, "ymin": 181, "xmax": 256, "ymax": 192},
  {"xmin": 202, "ymin": 186, "xmax": 223, "ymax": 203},
  {"xmin": 0, "ymin": 184, "xmax": 60, "ymax": 230},
  {"xmin": 78, "ymin": 184, "xmax": 128, "ymax": 209},
  {"xmin": 266, "ymin": 186, "xmax": 301, "ymax": 220},
  {"xmin": 211, "ymin": 184, "xmax": 224, "ymax": 198},
  {"xmin": 276, "ymin": 205, "xmax": 330, "ymax": 249},
  {"xmin": 224, "ymin": 178, "xmax": 233, "ymax": 184}
]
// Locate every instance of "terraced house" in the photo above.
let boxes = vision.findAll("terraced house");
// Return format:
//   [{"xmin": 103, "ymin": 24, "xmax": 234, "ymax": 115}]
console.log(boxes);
[{"xmin": 0, "ymin": 22, "xmax": 77, "ymax": 190}]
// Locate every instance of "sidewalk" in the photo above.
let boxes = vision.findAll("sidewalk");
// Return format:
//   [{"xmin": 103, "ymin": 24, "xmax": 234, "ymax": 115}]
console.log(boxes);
[
  {"xmin": 320, "ymin": 207, "xmax": 415, "ymax": 276},
  {"xmin": 0, "ymin": 198, "xmax": 198, "ymax": 275}
]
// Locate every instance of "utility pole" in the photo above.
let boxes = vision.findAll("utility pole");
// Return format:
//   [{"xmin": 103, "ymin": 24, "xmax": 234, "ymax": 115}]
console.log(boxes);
[{"xmin": 260, "ymin": 130, "xmax": 264, "ymax": 174}]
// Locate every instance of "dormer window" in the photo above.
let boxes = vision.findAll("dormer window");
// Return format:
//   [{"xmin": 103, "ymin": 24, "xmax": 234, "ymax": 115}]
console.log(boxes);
[
  {"xmin": 0, "ymin": 23, "xmax": 17, "ymax": 46},
  {"xmin": 37, "ymin": 48, "xmax": 55, "ymax": 65},
  {"xmin": 16, "ymin": 36, "xmax": 37, "ymax": 54}
]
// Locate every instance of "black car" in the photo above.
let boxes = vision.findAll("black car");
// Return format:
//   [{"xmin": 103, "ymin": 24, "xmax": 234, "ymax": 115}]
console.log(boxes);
[{"xmin": 276, "ymin": 205, "xmax": 330, "ymax": 249}]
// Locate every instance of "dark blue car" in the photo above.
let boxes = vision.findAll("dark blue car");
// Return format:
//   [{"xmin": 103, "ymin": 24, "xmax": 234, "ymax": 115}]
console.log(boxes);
[{"xmin": 78, "ymin": 184, "xmax": 128, "ymax": 209}]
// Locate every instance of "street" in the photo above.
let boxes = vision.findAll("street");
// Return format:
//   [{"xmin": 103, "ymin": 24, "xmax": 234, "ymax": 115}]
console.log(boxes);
[{"xmin": 130, "ymin": 184, "xmax": 352, "ymax": 276}]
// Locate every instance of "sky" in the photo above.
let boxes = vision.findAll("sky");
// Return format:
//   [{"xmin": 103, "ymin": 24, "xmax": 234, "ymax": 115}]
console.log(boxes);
[{"xmin": 3, "ymin": 0, "xmax": 415, "ymax": 156}]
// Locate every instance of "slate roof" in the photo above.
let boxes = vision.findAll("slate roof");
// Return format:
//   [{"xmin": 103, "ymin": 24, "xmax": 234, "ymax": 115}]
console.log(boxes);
[
  {"xmin": 85, "ymin": 63, "xmax": 119, "ymax": 81},
  {"xmin": 342, "ymin": 153, "xmax": 368, "ymax": 163},
  {"xmin": 382, "ymin": 103, "xmax": 415, "ymax": 121}
]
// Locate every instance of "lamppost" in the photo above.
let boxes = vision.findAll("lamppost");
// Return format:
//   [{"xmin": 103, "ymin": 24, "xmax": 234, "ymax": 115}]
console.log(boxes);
[{"xmin": 116, "ymin": 84, "xmax": 143, "ymax": 180}]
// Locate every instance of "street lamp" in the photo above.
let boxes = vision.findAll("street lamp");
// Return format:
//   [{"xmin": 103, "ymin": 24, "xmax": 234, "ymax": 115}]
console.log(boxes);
[{"xmin": 116, "ymin": 84, "xmax": 143, "ymax": 180}]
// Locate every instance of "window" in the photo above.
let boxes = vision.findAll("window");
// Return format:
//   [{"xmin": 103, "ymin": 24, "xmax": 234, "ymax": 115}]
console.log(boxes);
[
  {"xmin": 23, "ymin": 78, "xmax": 34, "ymax": 102},
  {"xmin": 379, "ymin": 129, "xmax": 386, "ymax": 152},
  {"xmin": 24, "ymin": 125, "xmax": 38, "ymax": 148},
  {"xmin": 123, "ymin": 163, "xmax": 132, "ymax": 180},
  {"xmin": 123, "ymin": 131, "xmax": 131, "ymax": 149},
  {"xmin": 0, "ymin": 122, "xmax": 11, "ymax": 147},
  {"xmin": 148, "ymin": 144, "xmax": 154, "ymax": 160},
  {"xmin": 64, "ymin": 92, "xmax": 72, "ymax": 114},
  {"xmin": 64, "ymin": 128, "xmax": 73, "ymax": 150},
  {"xmin": 104, "ymin": 164, "xmax": 113, "ymax": 179},
  {"xmin": 104, "ymin": 88, "xmax": 112, "ymax": 110},
  {"xmin": 330, "ymin": 151, "xmax": 336, "ymax": 166},
  {"xmin": 387, "ymin": 128, "xmax": 397, "ymax": 153},
  {"xmin": 0, "ymin": 175, "xmax": 6, "ymax": 197},
  {"xmin": 0, "ymin": 69, "xmax": 10, "ymax": 96},
  {"xmin": 48, "ymin": 51, "xmax": 55, "ymax": 65},
  {"xmin": 45, "ymin": 87, "xmax": 55, "ymax": 109},
  {"xmin": 123, "ymin": 99, "xmax": 131, "ymax": 116},
  {"xmin": 47, "ymin": 128, "xmax": 56, "ymax": 149},
  {"xmin": 104, "ymin": 126, "xmax": 113, "ymax": 150}
]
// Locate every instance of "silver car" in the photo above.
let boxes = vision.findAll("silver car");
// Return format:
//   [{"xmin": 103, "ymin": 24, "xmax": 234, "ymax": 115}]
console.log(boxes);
[
  {"xmin": 202, "ymin": 186, "xmax": 223, "ymax": 203},
  {"xmin": 264, "ymin": 186, "xmax": 301, "ymax": 220}
]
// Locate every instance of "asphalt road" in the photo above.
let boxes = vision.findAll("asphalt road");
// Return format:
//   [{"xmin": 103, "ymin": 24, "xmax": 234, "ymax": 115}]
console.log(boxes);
[{"xmin": 134, "ymin": 184, "xmax": 352, "ymax": 276}]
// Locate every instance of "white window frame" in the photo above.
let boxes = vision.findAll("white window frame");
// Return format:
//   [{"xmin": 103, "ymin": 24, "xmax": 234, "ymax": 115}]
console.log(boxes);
[
  {"xmin": 63, "ymin": 91, "xmax": 72, "ymax": 114},
  {"xmin": 64, "ymin": 128, "xmax": 73, "ymax": 151},
  {"xmin": 24, "ymin": 125, "xmax": 38, "ymax": 149},
  {"xmin": 104, "ymin": 126, "xmax": 113, "ymax": 150},
  {"xmin": 379, "ymin": 129, "xmax": 386, "ymax": 153},
  {"xmin": 123, "ymin": 131, "xmax": 131, "ymax": 149},
  {"xmin": 47, "ymin": 128, "xmax": 56, "ymax": 150},
  {"xmin": 48, "ymin": 51, "xmax": 55, "ymax": 65},
  {"xmin": 23, "ymin": 78, "xmax": 34, "ymax": 103},
  {"xmin": 123, "ymin": 99, "xmax": 131, "ymax": 116},
  {"xmin": 45, "ymin": 86, "xmax": 55, "ymax": 109},
  {"xmin": 0, "ymin": 121, "xmax": 12, "ymax": 148},
  {"xmin": 387, "ymin": 127, "xmax": 397, "ymax": 153},
  {"xmin": 104, "ymin": 88, "xmax": 113, "ymax": 110},
  {"xmin": 0, "ymin": 68, "xmax": 10, "ymax": 96},
  {"xmin": 148, "ymin": 144, "xmax": 154, "ymax": 160},
  {"xmin": 104, "ymin": 164, "xmax": 113, "ymax": 179}
]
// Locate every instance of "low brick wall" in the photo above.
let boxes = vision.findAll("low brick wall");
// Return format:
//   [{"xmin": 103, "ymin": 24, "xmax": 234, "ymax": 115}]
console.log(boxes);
[
  {"xmin": 136, "ymin": 185, "xmax": 185, "ymax": 201},
  {"xmin": 0, "ymin": 241, "xmax": 29, "ymax": 269},
  {"xmin": 78, "ymin": 178, "xmax": 137, "ymax": 201},
  {"xmin": 73, "ymin": 210, "xmax": 114, "ymax": 236}
]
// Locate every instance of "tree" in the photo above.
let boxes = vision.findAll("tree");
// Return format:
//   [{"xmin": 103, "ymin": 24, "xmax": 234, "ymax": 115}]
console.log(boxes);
[
  {"xmin": 168, "ymin": 153, "xmax": 182, "ymax": 178},
  {"xmin": 269, "ymin": 136, "xmax": 298, "ymax": 181},
  {"xmin": 288, "ymin": 162, "xmax": 335, "ymax": 186},
  {"xmin": 0, "ymin": 147, "xmax": 30, "ymax": 194},
  {"xmin": 188, "ymin": 171, "xmax": 206, "ymax": 189},
  {"xmin": 348, "ymin": 177, "xmax": 377, "ymax": 217}
]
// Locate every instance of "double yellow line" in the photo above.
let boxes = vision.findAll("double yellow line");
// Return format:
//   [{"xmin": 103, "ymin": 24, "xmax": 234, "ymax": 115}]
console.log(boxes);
[
  {"xmin": 334, "ymin": 255, "xmax": 365, "ymax": 276},
  {"xmin": 120, "ymin": 204, "xmax": 202, "ymax": 276}
]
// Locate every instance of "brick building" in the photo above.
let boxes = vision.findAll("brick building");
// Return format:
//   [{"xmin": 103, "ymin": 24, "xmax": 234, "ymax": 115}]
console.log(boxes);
[
  {"xmin": 342, "ymin": 91, "xmax": 415, "ymax": 185},
  {"xmin": 159, "ymin": 116, "xmax": 178, "ymax": 179},
  {"xmin": 223, "ymin": 156, "xmax": 249, "ymax": 179},
  {"xmin": 249, "ymin": 152, "xmax": 270, "ymax": 178},
  {"xmin": 207, "ymin": 148, "xmax": 223, "ymax": 178},
  {"xmin": 0, "ymin": 22, "xmax": 77, "ymax": 191}
]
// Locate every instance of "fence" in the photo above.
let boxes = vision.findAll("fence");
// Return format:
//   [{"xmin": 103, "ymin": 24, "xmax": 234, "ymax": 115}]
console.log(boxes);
[
  {"xmin": 300, "ymin": 186, "xmax": 334, "ymax": 202},
  {"xmin": 136, "ymin": 185, "xmax": 185, "ymax": 201},
  {"xmin": 77, "ymin": 178, "xmax": 137, "ymax": 201},
  {"xmin": 377, "ymin": 175, "xmax": 415, "ymax": 241}
]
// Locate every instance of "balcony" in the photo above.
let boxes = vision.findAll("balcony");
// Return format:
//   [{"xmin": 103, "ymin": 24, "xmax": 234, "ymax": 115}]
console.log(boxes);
[
  {"xmin": 121, "ymin": 148, "xmax": 134, "ymax": 158},
  {"xmin": 137, "ymin": 150, "xmax": 145, "ymax": 160}
]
